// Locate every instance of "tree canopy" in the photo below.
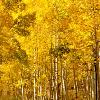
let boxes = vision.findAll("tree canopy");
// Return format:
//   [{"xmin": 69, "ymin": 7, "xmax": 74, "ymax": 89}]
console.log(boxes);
[{"xmin": 0, "ymin": 0, "xmax": 100, "ymax": 100}]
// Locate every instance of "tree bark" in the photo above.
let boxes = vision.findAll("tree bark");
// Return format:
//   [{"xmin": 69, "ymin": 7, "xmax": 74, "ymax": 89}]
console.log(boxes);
[{"xmin": 54, "ymin": 57, "xmax": 58, "ymax": 100}]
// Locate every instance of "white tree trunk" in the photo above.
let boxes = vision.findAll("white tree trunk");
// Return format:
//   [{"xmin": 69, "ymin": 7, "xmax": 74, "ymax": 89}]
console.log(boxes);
[{"xmin": 21, "ymin": 78, "xmax": 24, "ymax": 100}]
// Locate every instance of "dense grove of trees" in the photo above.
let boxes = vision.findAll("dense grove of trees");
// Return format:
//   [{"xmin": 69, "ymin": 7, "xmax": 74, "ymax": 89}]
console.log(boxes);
[{"xmin": 0, "ymin": 0, "xmax": 100, "ymax": 100}]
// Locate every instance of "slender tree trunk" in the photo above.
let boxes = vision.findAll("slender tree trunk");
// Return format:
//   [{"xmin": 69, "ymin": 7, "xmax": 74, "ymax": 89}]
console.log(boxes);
[
  {"xmin": 21, "ymin": 77, "xmax": 24, "ymax": 100},
  {"xmin": 33, "ymin": 73, "xmax": 36, "ymax": 100},
  {"xmin": 37, "ymin": 70, "xmax": 39, "ymax": 100},
  {"xmin": 65, "ymin": 70, "xmax": 68, "ymax": 100},
  {"xmin": 92, "ymin": 0, "xmax": 100, "ymax": 99},
  {"xmin": 95, "ymin": 41, "xmax": 100, "ymax": 100},
  {"xmin": 92, "ymin": 67, "xmax": 96, "ymax": 100},
  {"xmin": 54, "ymin": 57, "xmax": 58, "ymax": 100},
  {"xmin": 98, "ymin": 49, "xmax": 100, "ymax": 100},
  {"xmin": 33, "ymin": 48, "xmax": 36, "ymax": 100},
  {"xmin": 60, "ymin": 57, "xmax": 67, "ymax": 100},
  {"xmin": 73, "ymin": 66, "xmax": 78, "ymax": 99},
  {"xmin": 39, "ymin": 70, "xmax": 43, "ymax": 100},
  {"xmin": 88, "ymin": 63, "xmax": 94, "ymax": 100},
  {"xmin": 88, "ymin": 64, "xmax": 91, "ymax": 100},
  {"xmin": 60, "ymin": 58, "xmax": 63, "ymax": 100},
  {"xmin": 50, "ymin": 42, "xmax": 54, "ymax": 100},
  {"xmin": 64, "ymin": 61, "xmax": 68, "ymax": 100},
  {"xmin": 62, "ymin": 68, "xmax": 67, "ymax": 100}
]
